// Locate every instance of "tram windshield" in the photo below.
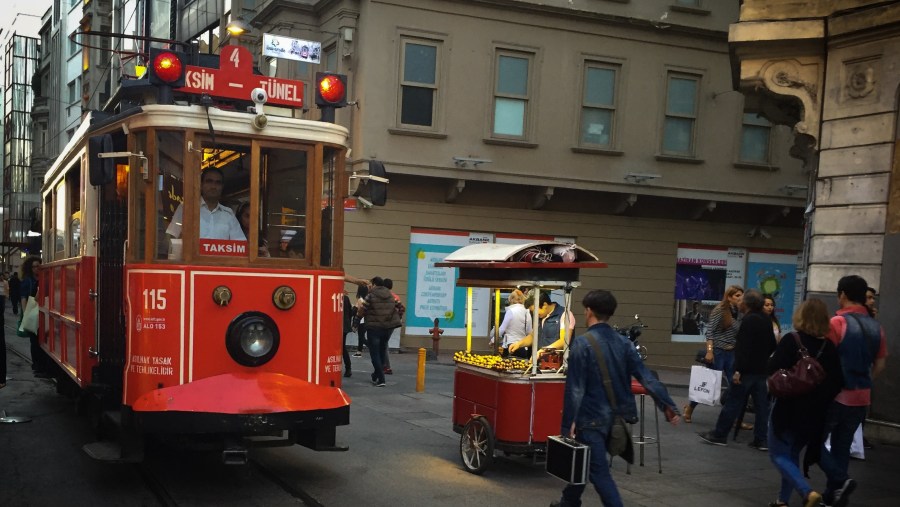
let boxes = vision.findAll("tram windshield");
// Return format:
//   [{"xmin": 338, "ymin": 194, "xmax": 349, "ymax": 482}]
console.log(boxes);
[{"xmin": 147, "ymin": 130, "xmax": 330, "ymax": 264}]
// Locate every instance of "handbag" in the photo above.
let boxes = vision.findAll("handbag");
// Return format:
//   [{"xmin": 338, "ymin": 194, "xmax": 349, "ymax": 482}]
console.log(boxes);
[
  {"xmin": 688, "ymin": 364, "xmax": 722, "ymax": 406},
  {"xmin": 585, "ymin": 332, "xmax": 634, "ymax": 464},
  {"xmin": 18, "ymin": 296, "xmax": 39, "ymax": 335},
  {"xmin": 767, "ymin": 332, "xmax": 825, "ymax": 398}
]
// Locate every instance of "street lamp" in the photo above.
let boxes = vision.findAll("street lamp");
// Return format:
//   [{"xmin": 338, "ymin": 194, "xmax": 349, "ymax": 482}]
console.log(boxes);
[{"xmin": 225, "ymin": 18, "xmax": 251, "ymax": 36}]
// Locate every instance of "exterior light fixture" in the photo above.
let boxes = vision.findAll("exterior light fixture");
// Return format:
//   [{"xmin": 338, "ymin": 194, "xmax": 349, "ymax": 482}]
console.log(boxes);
[{"xmin": 226, "ymin": 18, "xmax": 251, "ymax": 36}]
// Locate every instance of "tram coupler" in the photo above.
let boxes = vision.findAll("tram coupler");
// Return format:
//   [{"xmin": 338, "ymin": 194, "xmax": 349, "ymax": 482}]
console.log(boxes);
[{"xmin": 222, "ymin": 439, "xmax": 249, "ymax": 465}]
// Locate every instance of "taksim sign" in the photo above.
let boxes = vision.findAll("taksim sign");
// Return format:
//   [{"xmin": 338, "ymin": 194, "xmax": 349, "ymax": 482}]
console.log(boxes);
[{"xmin": 177, "ymin": 45, "xmax": 305, "ymax": 108}]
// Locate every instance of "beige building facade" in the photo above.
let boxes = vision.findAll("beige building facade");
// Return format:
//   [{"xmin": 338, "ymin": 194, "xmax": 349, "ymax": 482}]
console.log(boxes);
[
  {"xmin": 730, "ymin": 0, "xmax": 900, "ymax": 438},
  {"xmin": 239, "ymin": 0, "xmax": 810, "ymax": 369}
]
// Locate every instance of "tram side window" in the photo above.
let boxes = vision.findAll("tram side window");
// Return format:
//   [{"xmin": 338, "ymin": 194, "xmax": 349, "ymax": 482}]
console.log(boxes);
[
  {"xmin": 66, "ymin": 166, "xmax": 81, "ymax": 255},
  {"xmin": 54, "ymin": 179, "xmax": 66, "ymax": 256},
  {"xmin": 320, "ymin": 148, "xmax": 337, "ymax": 267},
  {"xmin": 262, "ymin": 147, "xmax": 308, "ymax": 259},
  {"xmin": 156, "ymin": 131, "xmax": 185, "ymax": 260}
]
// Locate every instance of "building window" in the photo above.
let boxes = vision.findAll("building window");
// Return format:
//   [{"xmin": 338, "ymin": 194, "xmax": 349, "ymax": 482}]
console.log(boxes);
[
  {"xmin": 661, "ymin": 73, "xmax": 700, "ymax": 156},
  {"xmin": 739, "ymin": 113, "xmax": 771, "ymax": 164},
  {"xmin": 68, "ymin": 80, "xmax": 77, "ymax": 104},
  {"xmin": 580, "ymin": 63, "xmax": 619, "ymax": 148},
  {"xmin": 399, "ymin": 39, "xmax": 439, "ymax": 128},
  {"xmin": 324, "ymin": 47, "xmax": 337, "ymax": 72},
  {"xmin": 69, "ymin": 32, "xmax": 78, "ymax": 55},
  {"xmin": 493, "ymin": 51, "xmax": 533, "ymax": 138}
]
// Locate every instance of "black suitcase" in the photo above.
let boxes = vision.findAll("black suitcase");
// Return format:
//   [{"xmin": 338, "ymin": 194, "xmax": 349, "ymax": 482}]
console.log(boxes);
[{"xmin": 546, "ymin": 435, "xmax": 590, "ymax": 485}]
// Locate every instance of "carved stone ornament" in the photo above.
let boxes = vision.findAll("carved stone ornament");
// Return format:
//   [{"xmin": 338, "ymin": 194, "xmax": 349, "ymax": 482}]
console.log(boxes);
[{"xmin": 846, "ymin": 64, "xmax": 877, "ymax": 99}]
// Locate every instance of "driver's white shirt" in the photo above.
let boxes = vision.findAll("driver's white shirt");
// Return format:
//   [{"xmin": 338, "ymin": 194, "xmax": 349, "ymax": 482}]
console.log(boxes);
[{"xmin": 166, "ymin": 198, "xmax": 246, "ymax": 240}]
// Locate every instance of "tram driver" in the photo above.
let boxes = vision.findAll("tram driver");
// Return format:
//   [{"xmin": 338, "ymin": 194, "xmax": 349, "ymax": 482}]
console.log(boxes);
[
  {"xmin": 507, "ymin": 290, "xmax": 576, "ymax": 358},
  {"xmin": 166, "ymin": 168, "xmax": 246, "ymax": 242}
]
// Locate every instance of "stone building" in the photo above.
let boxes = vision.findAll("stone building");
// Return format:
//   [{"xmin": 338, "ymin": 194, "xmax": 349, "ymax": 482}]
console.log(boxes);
[{"xmin": 730, "ymin": 0, "xmax": 900, "ymax": 440}]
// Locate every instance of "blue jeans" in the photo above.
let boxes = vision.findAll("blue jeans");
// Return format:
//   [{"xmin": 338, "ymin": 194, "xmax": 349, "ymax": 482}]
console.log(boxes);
[
  {"xmin": 367, "ymin": 327, "xmax": 390, "ymax": 384},
  {"xmin": 689, "ymin": 348, "xmax": 735, "ymax": 409},
  {"xmin": 819, "ymin": 401, "xmax": 867, "ymax": 495},
  {"xmin": 558, "ymin": 428, "xmax": 623, "ymax": 507},
  {"xmin": 768, "ymin": 415, "xmax": 812, "ymax": 503},
  {"xmin": 713, "ymin": 373, "xmax": 769, "ymax": 442}
]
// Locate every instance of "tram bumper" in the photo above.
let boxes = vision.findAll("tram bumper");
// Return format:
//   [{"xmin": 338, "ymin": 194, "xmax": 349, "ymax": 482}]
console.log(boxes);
[{"xmin": 130, "ymin": 372, "xmax": 350, "ymax": 446}]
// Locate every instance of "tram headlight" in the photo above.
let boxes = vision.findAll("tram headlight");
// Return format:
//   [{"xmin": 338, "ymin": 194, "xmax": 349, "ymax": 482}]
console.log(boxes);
[{"xmin": 226, "ymin": 312, "xmax": 280, "ymax": 367}]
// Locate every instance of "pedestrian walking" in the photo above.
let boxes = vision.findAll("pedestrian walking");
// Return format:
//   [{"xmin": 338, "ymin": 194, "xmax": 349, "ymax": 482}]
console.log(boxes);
[
  {"xmin": 357, "ymin": 277, "xmax": 402, "ymax": 387},
  {"xmin": 550, "ymin": 289, "xmax": 680, "ymax": 507},
  {"xmin": 683, "ymin": 285, "xmax": 743, "ymax": 423},
  {"xmin": 353, "ymin": 284, "xmax": 369, "ymax": 357},
  {"xmin": 817, "ymin": 275, "xmax": 887, "ymax": 507},
  {"xmin": 9, "ymin": 272, "xmax": 21, "ymax": 315},
  {"xmin": 19, "ymin": 257, "xmax": 50, "ymax": 377},
  {"xmin": 341, "ymin": 290, "xmax": 353, "ymax": 378},
  {"xmin": 766, "ymin": 299, "xmax": 843, "ymax": 507},
  {"xmin": 698, "ymin": 289, "xmax": 776, "ymax": 449},
  {"xmin": 381, "ymin": 278, "xmax": 404, "ymax": 375}
]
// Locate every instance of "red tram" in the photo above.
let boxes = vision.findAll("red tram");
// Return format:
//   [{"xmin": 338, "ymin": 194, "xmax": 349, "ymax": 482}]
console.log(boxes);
[{"xmin": 34, "ymin": 46, "xmax": 354, "ymax": 462}]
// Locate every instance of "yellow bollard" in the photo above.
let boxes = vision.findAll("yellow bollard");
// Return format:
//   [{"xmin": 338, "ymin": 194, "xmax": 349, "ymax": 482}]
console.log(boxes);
[{"xmin": 416, "ymin": 347, "xmax": 426, "ymax": 392}]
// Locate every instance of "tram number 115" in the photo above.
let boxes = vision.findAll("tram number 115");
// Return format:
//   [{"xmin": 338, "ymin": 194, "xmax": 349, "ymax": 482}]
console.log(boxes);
[{"xmin": 143, "ymin": 289, "xmax": 168, "ymax": 310}]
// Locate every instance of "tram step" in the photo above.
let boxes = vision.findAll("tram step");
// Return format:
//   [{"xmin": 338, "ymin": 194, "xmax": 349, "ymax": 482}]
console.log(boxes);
[{"xmin": 82, "ymin": 441, "xmax": 143, "ymax": 463}]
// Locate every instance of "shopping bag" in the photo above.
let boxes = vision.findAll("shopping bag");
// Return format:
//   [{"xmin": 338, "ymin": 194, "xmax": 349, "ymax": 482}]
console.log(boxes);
[
  {"xmin": 688, "ymin": 364, "xmax": 722, "ymax": 406},
  {"xmin": 825, "ymin": 423, "xmax": 865, "ymax": 460},
  {"xmin": 18, "ymin": 296, "xmax": 39, "ymax": 335}
]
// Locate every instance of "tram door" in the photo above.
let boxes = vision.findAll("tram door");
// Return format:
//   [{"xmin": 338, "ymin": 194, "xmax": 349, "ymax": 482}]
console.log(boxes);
[{"xmin": 91, "ymin": 134, "xmax": 128, "ymax": 399}]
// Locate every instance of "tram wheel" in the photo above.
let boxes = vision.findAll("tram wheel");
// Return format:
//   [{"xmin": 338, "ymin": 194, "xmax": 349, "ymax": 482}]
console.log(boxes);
[{"xmin": 460, "ymin": 416, "xmax": 494, "ymax": 475}]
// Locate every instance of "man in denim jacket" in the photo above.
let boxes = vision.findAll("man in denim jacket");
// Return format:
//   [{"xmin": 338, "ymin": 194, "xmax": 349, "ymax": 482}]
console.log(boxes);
[{"xmin": 551, "ymin": 290, "xmax": 680, "ymax": 507}]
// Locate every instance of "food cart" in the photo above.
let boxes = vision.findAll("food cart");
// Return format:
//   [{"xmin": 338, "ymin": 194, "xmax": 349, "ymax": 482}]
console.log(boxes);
[{"xmin": 435, "ymin": 242, "xmax": 607, "ymax": 474}]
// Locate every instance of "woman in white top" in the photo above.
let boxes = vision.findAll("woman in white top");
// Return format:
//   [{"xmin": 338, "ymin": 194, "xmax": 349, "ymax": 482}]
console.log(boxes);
[{"xmin": 499, "ymin": 289, "xmax": 532, "ymax": 352}]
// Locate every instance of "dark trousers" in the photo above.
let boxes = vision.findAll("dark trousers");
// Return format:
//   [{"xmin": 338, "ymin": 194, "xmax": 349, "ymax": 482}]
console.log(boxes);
[
  {"xmin": 356, "ymin": 323, "xmax": 367, "ymax": 350},
  {"xmin": 1, "ymin": 310, "xmax": 6, "ymax": 382},
  {"xmin": 367, "ymin": 327, "xmax": 390, "ymax": 384},
  {"xmin": 342, "ymin": 332, "xmax": 351, "ymax": 373},
  {"xmin": 10, "ymin": 295, "xmax": 19, "ymax": 315},
  {"xmin": 380, "ymin": 330, "xmax": 392, "ymax": 369},
  {"xmin": 820, "ymin": 401, "xmax": 867, "ymax": 496},
  {"xmin": 713, "ymin": 373, "xmax": 769, "ymax": 442},
  {"xmin": 558, "ymin": 428, "xmax": 624, "ymax": 507}
]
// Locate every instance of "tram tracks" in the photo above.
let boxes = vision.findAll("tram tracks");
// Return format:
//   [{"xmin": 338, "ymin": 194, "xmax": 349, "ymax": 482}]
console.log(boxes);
[{"xmin": 136, "ymin": 457, "xmax": 324, "ymax": 507}]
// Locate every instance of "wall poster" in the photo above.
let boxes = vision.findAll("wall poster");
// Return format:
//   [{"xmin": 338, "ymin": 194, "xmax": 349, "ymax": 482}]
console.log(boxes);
[
  {"xmin": 671, "ymin": 244, "xmax": 801, "ymax": 343},
  {"xmin": 671, "ymin": 245, "xmax": 746, "ymax": 343},
  {"xmin": 406, "ymin": 229, "xmax": 574, "ymax": 337}
]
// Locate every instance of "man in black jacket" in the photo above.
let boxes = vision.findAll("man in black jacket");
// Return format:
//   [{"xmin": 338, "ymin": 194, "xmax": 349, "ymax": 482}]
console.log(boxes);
[
  {"xmin": 699, "ymin": 289, "xmax": 776, "ymax": 449},
  {"xmin": 358, "ymin": 277, "xmax": 402, "ymax": 387}
]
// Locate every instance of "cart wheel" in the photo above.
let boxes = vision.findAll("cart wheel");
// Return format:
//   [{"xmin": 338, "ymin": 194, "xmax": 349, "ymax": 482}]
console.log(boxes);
[{"xmin": 460, "ymin": 416, "xmax": 494, "ymax": 475}]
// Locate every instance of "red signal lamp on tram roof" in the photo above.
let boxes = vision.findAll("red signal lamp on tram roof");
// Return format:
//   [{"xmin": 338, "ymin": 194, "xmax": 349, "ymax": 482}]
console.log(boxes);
[
  {"xmin": 315, "ymin": 72, "xmax": 347, "ymax": 107},
  {"xmin": 148, "ymin": 49, "xmax": 187, "ymax": 88}
]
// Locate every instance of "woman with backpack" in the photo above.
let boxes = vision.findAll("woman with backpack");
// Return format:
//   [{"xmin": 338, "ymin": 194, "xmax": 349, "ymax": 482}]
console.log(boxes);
[{"xmin": 765, "ymin": 299, "xmax": 843, "ymax": 507}]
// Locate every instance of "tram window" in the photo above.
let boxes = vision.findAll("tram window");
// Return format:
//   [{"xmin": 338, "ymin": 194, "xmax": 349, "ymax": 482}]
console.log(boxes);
[
  {"xmin": 66, "ymin": 167, "xmax": 81, "ymax": 255},
  {"xmin": 261, "ymin": 147, "xmax": 308, "ymax": 259},
  {"xmin": 54, "ymin": 180, "xmax": 66, "ymax": 256},
  {"xmin": 133, "ymin": 131, "xmax": 147, "ymax": 258},
  {"xmin": 190, "ymin": 142, "xmax": 250, "ymax": 258},
  {"xmin": 320, "ymin": 148, "xmax": 337, "ymax": 267},
  {"xmin": 156, "ymin": 131, "xmax": 185, "ymax": 260}
]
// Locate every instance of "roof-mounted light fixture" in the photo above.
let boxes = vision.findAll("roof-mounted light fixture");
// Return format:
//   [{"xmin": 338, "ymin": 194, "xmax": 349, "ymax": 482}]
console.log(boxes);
[
  {"xmin": 779, "ymin": 184, "xmax": 808, "ymax": 196},
  {"xmin": 453, "ymin": 157, "xmax": 492, "ymax": 168},
  {"xmin": 624, "ymin": 172, "xmax": 662, "ymax": 184}
]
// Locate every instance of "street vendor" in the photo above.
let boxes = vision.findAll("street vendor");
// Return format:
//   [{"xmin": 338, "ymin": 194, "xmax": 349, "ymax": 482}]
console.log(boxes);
[{"xmin": 508, "ymin": 291, "xmax": 576, "ymax": 357}]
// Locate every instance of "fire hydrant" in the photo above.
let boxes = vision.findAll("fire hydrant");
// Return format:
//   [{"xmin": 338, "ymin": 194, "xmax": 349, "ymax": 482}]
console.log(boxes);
[{"xmin": 429, "ymin": 318, "xmax": 444, "ymax": 359}]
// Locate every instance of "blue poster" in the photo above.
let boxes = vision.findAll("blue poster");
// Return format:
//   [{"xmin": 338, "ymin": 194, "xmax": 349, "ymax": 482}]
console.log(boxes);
[{"xmin": 746, "ymin": 254, "xmax": 798, "ymax": 334}]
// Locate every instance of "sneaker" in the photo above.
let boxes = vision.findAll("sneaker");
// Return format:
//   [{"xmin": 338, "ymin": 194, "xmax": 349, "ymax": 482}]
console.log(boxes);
[
  {"xmin": 804, "ymin": 491, "xmax": 822, "ymax": 507},
  {"xmin": 698, "ymin": 431, "xmax": 727, "ymax": 446},
  {"xmin": 748, "ymin": 439, "xmax": 769, "ymax": 451},
  {"xmin": 343, "ymin": 370, "xmax": 352, "ymax": 378},
  {"xmin": 353, "ymin": 351, "xmax": 362, "ymax": 357},
  {"xmin": 375, "ymin": 381, "xmax": 386, "ymax": 387},
  {"xmin": 383, "ymin": 367, "xmax": 393, "ymax": 375},
  {"xmin": 832, "ymin": 478, "xmax": 856, "ymax": 507}
]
